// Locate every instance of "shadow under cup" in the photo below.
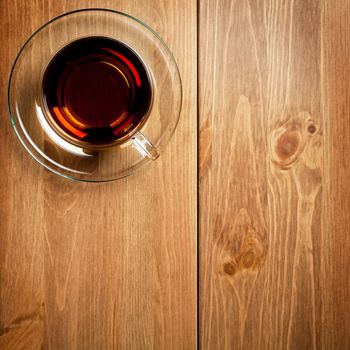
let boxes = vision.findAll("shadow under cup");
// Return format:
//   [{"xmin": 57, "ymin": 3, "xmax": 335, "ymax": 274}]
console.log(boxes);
[{"xmin": 8, "ymin": 9, "xmax": 182, "ymax": 182}]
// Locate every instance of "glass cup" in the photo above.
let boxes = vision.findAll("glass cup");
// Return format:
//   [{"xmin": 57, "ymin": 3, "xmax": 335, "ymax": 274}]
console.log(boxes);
[{"xmin": 8, "ymin": 9, "xmax": 182, "ymax": 182}]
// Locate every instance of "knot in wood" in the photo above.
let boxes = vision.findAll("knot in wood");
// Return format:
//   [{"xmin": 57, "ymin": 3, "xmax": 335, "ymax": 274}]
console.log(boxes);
[
  {"xmin": 307, "ymin": 124, "xmax": 316, "ymax": 134},
  {"xmin": 236, "ymin": 231, "xmax": 266, "ymax": 270},
  {"xmin": 240, "ymin": 250, "xmax": 255, "ymax": 269},
  {"xmin": 270, "ymin": 128, "xmax": 303, "ymax": 170},
  {"xmin": 223, "ymin": 261, "xmax": 236, "ymax": 276},
  {"xmin": 306, "ymin": 120, "xmax": 318, "ymax": 135},
  {"xmin": 276, "ymin": 131, "xmax": 300, "ymax": 161}
]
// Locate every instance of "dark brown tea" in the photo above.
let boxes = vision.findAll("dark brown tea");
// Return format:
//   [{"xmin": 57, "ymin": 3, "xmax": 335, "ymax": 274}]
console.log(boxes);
[{"xmin": 42, "ymin": 36, "xmax": 152, "ymax": 146}]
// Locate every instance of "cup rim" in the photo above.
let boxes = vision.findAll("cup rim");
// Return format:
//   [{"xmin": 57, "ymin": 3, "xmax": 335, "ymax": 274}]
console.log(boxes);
[{"xmin": 39, "ymin": 35, "xmax": 156, "ymax": 150}]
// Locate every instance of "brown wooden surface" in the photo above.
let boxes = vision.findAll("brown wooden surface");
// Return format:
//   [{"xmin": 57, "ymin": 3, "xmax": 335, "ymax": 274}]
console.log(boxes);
[
  {"xmin": 1, "ymin": 0, "xmax": 350, "ymax": 349},
  {"xmin": 199, "ymin": 0, "xmax": 350, "ymax": 349},
  {"xmin": 0, "ymin": 1, "xmax": 196, "ymax": 349}
]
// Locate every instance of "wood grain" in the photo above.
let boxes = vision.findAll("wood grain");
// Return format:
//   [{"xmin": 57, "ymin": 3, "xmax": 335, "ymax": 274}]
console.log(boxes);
[
  {"xmin": 199, "ymin": 0, "xmax": 350, "ymax": 349},
  {"xmin": 2, "ymin": 0, "xmax": 350, "ymax": 348},
  {"xmin": 0, "ymin": 1, "xmax": 196, "ymax": 349}
]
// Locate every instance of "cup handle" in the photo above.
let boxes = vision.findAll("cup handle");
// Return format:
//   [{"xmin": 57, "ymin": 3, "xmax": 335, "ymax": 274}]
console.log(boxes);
[{"xmin": 132, "ymin": 131, "xmax": 159, "ymax": 160}]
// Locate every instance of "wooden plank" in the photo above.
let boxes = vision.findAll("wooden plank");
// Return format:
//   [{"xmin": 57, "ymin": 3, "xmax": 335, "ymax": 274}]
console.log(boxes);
[
  {"xmin": 0, "ymin": 1, "xmax": 197, "ymax": 349},
  {"xmin": 321, "ymin": 2, "xmax": 350, "ymax": 348},
  {"xmin": 199, "ymin": 0, "xmax": 350, "ymax": 348}
]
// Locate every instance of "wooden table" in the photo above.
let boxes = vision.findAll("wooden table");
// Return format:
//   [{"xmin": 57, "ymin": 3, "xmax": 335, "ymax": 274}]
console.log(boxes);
[{"xmin": 0, "ymin": 1, "xmax": 349, "ymax": 349}]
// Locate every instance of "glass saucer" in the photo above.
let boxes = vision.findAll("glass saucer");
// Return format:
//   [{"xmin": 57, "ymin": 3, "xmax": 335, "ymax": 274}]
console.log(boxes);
[{"xmin": 8, "ymin": 8, "xmax": 182, "ymax": 182}]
